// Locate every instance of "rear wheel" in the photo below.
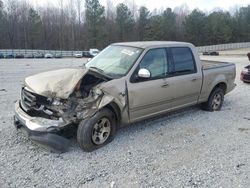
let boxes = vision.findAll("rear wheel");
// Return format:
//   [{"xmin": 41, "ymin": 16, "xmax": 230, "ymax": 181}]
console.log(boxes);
[
  {"xmin": 77, "ymin": 108, "xmax": 116, "ymax": 152},
  {"xmin": 201, "ymin": 87, "xmax": 224, "ymax": 111}
]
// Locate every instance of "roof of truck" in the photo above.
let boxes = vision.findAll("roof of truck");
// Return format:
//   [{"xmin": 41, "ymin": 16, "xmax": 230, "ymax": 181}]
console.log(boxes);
[{"xmin": 112, "ymin": 41, "xmax": 193, "ymax": 49}]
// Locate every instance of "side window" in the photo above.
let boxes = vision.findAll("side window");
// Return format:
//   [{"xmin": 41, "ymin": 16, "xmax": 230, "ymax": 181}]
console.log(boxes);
[
  {"xmin": 171, "ymin": 47, "xmax": 196, "ymax": 74},
  {"xmin": 139, "ymin": 48, "xmax": 168, "ymax": 79}
]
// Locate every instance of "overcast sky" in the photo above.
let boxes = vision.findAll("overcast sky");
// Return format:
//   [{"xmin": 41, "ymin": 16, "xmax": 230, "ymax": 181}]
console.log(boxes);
[{"xmin": 30, "ymin": 0, "xmax": 250, "ymax": 12}]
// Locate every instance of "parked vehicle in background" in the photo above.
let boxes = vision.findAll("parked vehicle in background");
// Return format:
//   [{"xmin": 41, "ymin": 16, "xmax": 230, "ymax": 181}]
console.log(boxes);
[
  {"xmin": 24, "ymin": 54, "xmax": 34, "ymax": 58},
  {"xmin": 203, "ymin": 51, "xmax": 219, "ymax": 56},
  {"xmin": 34, "ymin": 53, "xmax": 44, "ymax": 58},
  {"xmin": 55, "ymin": 54, "xmax": 62, "ymax": 58},
  {"xmin": 15, "ymin": 54, "xmax": 24, "ymax": 59},
  {"xmin": 83, "ymin": 51, "xmax": 93, "ymax": 58},
  {"xmin": 241, "ymin": 65, "xmax": 250, "ymax": 83},
  {"xmin": 74, "ymin": 52, "xmax": 83, "ymax": 58},
  {"xmin": 14, "ymin": 41, "xmax": 236, "ymax": 152},
  {"xmin": 45, "ymin": 53, "xmax": 53, "ymax": 58},
  {"xmin": 0, "ymin": 53, "xmax": 4, "ymax": 58},
  {"xmin": 202, "ymin": 52, "xmax": 209, "ymax": 55},
  {"xmin": 5, "ymin": 53, "xmax": 14, "ymax": 58},
  {"xmin": 89, "ymin": 48, "xmax": 100, "ymax": 57},
  {"xmin": 210, "ymin": 51, "xmax": 219, "ymax": 56}
]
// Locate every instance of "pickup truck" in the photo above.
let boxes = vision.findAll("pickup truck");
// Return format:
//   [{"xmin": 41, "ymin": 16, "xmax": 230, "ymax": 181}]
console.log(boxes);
[{"xmin": 14, "ymin": 41, "xmax": 236, "ymax": 152}]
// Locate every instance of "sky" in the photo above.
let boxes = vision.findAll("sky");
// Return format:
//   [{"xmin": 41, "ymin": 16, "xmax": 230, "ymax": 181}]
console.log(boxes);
[{"xmin": 30, "ymin": 0, "xmax": 250, "ymax": 12}]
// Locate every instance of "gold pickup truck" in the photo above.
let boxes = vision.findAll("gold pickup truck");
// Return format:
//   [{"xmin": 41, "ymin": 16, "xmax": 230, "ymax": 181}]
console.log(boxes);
[{"xmin": 14, "ymin": 41, "xmax": 236, "ymax": 152}]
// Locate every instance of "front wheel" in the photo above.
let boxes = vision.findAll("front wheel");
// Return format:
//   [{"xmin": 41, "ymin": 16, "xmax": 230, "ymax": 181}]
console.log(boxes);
[
  {"xmin": 201, "ymin": 87, "xmax": 224, "ymax": 111},
  {"xmin": 77, "ymin": 108, "xmax": 116, "ymax": 152}
]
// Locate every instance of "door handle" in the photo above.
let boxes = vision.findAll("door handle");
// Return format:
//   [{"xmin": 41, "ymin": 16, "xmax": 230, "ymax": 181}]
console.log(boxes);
[
  {"xmin": 161, "ymin": 83, "xmax": 169, "ymax": 88},
  {"xmin": 191, "ymin": 77, "xmax": 198, "ymax": 82}
]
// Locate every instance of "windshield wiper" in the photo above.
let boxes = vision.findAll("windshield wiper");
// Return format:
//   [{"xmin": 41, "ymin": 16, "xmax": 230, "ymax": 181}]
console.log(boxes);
[
  {"xmin": 88, "ymin": 66, "xmax": 116, "ymax": 79},
  {"xmin": 89, "ymin": 66, "xmax": 104, "ymax": 73}
]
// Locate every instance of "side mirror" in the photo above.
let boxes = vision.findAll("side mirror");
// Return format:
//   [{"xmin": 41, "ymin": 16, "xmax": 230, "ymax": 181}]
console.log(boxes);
[{"xmin": 138, "ymin": 68, "xmax": 151, "ymax": 78}]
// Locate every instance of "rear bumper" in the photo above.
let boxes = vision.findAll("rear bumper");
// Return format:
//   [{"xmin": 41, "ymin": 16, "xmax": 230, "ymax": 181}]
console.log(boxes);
[{"xmin": 14, "ymin": 101, "xmax": 70, "ymax": 152}]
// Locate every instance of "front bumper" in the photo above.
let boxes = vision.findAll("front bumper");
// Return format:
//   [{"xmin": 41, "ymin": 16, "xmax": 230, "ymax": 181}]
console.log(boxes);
[
  {"xmin": 14, "ymin": 101, "xmax": 70, "ymax": 152},
  {"xmin": 241, "ymin": 72, "xmax": 250, "ymax": 82},
  {"xmin": 14, "ymin": 101, "xmax": 65, "ymax": 132}
]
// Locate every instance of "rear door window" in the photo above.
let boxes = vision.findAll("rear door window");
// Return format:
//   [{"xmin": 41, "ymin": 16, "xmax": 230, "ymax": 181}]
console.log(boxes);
[{"xmin": 170, "ymin": 47, "xmax": 196, "ymax": 75}]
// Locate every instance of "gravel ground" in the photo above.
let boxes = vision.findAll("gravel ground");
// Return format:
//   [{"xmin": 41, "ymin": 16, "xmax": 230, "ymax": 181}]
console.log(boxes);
[{"xmin": 0, "ymin": 56, "xmax": 249, "ymax": 188}]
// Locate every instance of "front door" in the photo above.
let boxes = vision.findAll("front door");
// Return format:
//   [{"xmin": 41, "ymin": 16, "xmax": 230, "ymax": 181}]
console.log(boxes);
[{"xmin": 127, "ymin": 48, "xmax": 172, "ymax": 122}]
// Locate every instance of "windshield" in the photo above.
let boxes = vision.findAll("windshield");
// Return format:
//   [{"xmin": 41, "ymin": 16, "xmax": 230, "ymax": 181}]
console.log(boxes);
[{"xmin": 86, "ymin": 45, "xmax": 143, "ymax": 78}]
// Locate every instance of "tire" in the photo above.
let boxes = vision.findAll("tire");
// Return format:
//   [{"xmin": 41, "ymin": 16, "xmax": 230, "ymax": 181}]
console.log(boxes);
[
  {"xmin": 77, "ymin": 108, "xmax": 116, "ymax": 152},
  {"xmin": 201, "ymin": 87, "xmax": 224, "ymax": 111}
]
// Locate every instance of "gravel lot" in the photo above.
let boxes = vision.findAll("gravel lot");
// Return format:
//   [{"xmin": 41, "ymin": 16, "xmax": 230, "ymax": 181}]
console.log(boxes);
[{"xmin": 0, "ymin": 56, "xmax": 249, "ymax": 188}]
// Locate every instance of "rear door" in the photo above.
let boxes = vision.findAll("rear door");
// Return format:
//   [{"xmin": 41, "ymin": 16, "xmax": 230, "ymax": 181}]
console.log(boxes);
[{"xmin": 166, "ymin": 47, "xmax": 202, "ymax": 108}]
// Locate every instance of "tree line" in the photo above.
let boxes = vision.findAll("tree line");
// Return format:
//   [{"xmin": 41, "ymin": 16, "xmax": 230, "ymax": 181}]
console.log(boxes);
[{"xmin": 0, "ymin": 0, "xmax": 250, "ymax": 50}]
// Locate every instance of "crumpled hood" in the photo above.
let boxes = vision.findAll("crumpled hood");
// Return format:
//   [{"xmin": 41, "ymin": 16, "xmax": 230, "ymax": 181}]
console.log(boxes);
[{"xmin": 25, "ymin": 68, "xmax": 88, "ymax": 99}]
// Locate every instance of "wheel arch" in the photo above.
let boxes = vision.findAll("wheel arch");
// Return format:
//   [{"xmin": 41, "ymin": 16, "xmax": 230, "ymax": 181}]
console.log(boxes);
[
  {"xmin": 212, "ymin": 82, "xmax": 227, "ymax": 94},
  {"xmin": 200, "ymin": 81, "xmax": 226, "ymax": 111},
  {"xmin": 104, "ymin": 102, "xmax": 121, "ymax": 127}
]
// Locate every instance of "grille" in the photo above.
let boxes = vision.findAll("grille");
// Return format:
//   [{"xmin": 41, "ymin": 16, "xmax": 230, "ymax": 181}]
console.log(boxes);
[
  {"xmin": 20, "ymin": 88, "xmax": 58, "ymax": 119},
  {"xmin": 20, "ymin": 88, "xmax": 38, "ymax": 112}
]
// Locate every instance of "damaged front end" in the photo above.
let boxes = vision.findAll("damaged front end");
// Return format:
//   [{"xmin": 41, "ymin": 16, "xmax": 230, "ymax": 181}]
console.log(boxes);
[
  {"xmin": 14, "ymin": 98, "xmax": 72, "ymax": 153},
  {"xmin": 14, "ymin": 68, "xmax": 118, "ymax": 152}
]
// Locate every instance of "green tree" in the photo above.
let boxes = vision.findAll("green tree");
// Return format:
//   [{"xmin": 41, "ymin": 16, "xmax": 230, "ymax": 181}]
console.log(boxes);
[
  {"xmin": 138, "ymin": 6, "xmax": 150, "ymax": 40},
  {"xmin": 116, "ymin": 3, "xmax": 134, "ymax": 41},
  {"xmin": 142, "ymin": 8, "xmax": 176, "ymax": 41},
  {"xmin": 104, "ymin": 0, "xmax": 116, "ymax": 44},
  {"xmin": 144, "ymin": 15, "xmax": 164, "ymax": 40},
  {"xmin": 235, "ymin": 5, "xmax": 250, "ymax": 41},
  {"xmin": 205, "ymin": 11, "xmax": 233, "ymax": 44},
  {"xmin": 184, "ymin": 9, "xmax": 207, "ymax": 45},
  {"xmin": 28, "ymin": 8, "xmax": 42, "ymax": 49},
  {"xmin": 0, "ymin": 1, "xmax": 3, "ymax": 22},
  {"xmin": 162, "ymin": 8, "xmax": 176, "ymax": 40},
  {"xmin": 0, "ymin": 0, "xmax": 250, "ymax": 50},
  {"xmin": 0, "ymin": 0, "xmax": 6, "ymax": 48},
  {"xmin": 85, "ymin": 0, "xmax": 105, "ymax": 48},
  {"xmin": 0, "ymin": 0, "xmax": 4, "ymax": 48}
]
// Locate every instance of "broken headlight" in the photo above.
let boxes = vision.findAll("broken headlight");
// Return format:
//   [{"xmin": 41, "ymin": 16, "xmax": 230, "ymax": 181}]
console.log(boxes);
[{"xmin": 52, "ymin": 99, "xmax": 63, "ymax": 106}]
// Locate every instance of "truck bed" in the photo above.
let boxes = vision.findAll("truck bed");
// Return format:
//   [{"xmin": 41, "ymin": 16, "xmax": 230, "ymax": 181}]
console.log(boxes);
[
  {"xmin": 199, "ymin": 59, "xmax": 236, "ymax": 101},
  {"xmin": 201, "ymin": 60, "xmax": 234, "ymax": 70}
]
